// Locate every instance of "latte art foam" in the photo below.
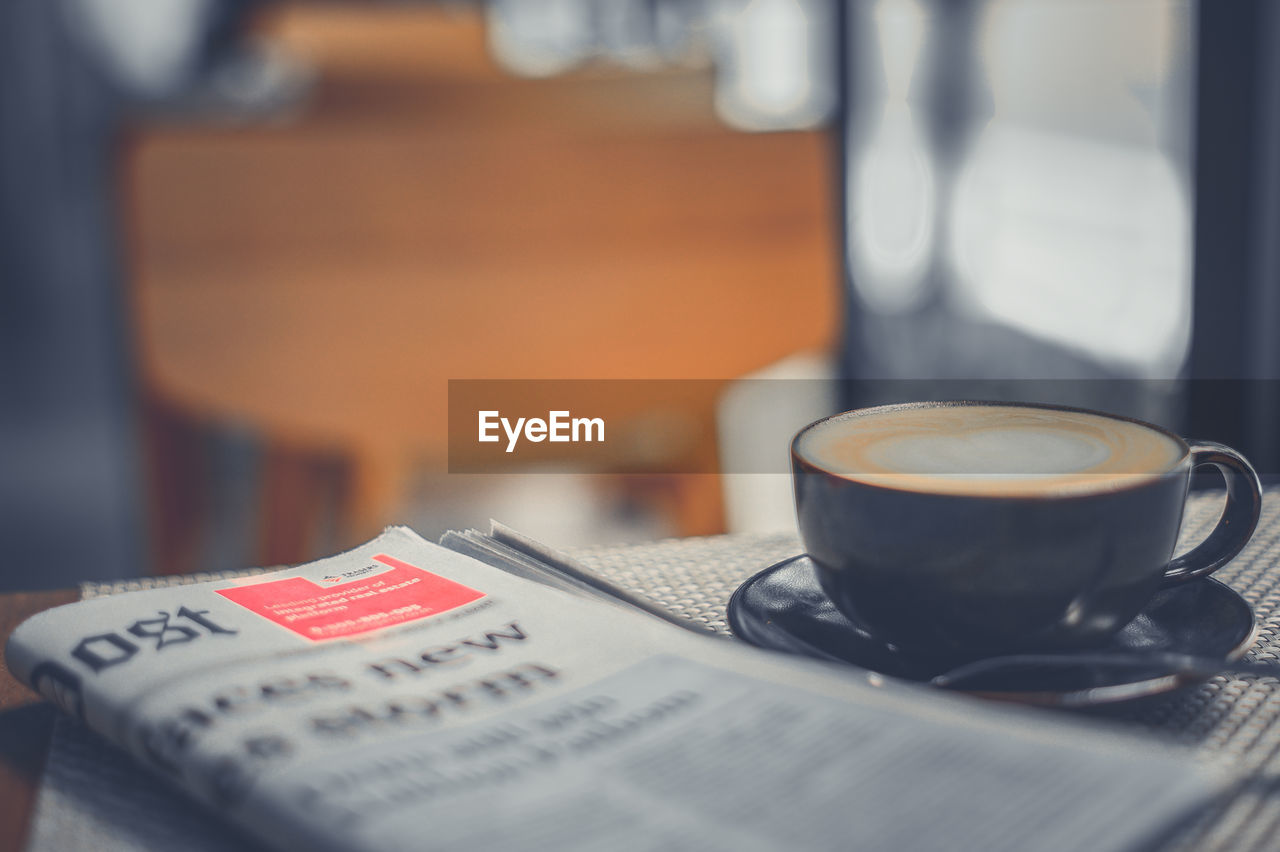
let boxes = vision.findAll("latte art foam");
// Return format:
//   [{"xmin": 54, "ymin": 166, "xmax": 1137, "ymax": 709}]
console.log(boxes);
[{"xmin": 798, "ymin": 404, "xmax": 1186, "ymax": 496}]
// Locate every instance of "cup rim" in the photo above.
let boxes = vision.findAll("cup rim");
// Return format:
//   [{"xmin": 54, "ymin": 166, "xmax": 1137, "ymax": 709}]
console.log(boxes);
[{"xmin": 791, "ymin": 399, "xmax": 1192, "ymax": 499}]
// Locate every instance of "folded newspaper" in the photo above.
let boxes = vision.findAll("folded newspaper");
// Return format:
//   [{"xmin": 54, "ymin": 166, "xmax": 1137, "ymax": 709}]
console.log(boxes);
[{"xmin": 7, "ymin": 526, "xmax": 1229, "ymax": 852}]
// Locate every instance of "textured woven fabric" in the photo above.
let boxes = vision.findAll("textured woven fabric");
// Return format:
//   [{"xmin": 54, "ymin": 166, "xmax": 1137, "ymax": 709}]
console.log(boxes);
[
  {"xmin": 66, "ymin": 489, "xmax": 1280, "ymax": 850},
  {"xmin": 80, "ymin": 566, "xmax": 273, "ymax": 599}
]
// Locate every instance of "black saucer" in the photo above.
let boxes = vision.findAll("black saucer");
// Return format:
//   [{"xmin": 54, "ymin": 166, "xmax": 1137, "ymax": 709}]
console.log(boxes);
[{"xmin": 727, "ymin": 555, "xmax": 1257, "ymax": 707}]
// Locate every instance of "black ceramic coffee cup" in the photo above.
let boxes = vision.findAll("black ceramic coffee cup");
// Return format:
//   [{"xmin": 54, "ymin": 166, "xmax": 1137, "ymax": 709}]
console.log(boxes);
[{"xmin": 791, "ymin": 401, "xmax": 1263, "ymax": 661}]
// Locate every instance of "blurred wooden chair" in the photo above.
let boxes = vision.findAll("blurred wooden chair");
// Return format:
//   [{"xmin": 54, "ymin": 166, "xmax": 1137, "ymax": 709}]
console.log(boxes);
[{"xmin": 125, "ymin": 5, "xmax": 836, "ymax": 572}]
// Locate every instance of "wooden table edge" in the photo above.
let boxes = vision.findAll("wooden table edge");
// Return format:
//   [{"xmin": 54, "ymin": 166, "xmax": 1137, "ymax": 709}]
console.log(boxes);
[{"xmin": 0, "ymin": 589, "xmax": 81, "ymax": 852}]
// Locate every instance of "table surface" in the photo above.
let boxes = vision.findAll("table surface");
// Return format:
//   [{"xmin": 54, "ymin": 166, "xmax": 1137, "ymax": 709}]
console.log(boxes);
[
  {"xmin": 5, "ymin": 493, "xmax": 1280, "ymax": 851},
  {"xmin": 0, "ymin": 589, "xmax": 77, "ymax": 852}
]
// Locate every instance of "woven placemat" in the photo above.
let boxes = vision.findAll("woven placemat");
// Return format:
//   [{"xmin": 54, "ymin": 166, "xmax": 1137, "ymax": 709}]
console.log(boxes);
[
  {"xmin": 69, "ymin": 490, "xmax": 1280, "ymax": 850},
  {"xmin": 570, "ymin": 489, "xmax": 1280, "ymax": 852}
]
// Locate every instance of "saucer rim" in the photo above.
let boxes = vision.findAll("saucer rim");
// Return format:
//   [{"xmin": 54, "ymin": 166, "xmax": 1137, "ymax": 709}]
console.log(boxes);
[{"xmin": 727, "ymin": 554, "xmax": 1258, "ymax": 707}]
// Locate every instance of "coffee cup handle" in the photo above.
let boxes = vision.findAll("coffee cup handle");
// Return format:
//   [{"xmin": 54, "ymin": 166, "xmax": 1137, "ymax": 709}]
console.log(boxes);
[{"xmin": 1161, "ymin": 441, "xmax": 1263, "ymax": 586}]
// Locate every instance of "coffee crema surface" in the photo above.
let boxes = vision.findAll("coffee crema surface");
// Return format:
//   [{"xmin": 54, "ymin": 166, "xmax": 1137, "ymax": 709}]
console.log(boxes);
[{"xmin": 797, "ymin": 404, "xmax": 1186, "ymax": 496}]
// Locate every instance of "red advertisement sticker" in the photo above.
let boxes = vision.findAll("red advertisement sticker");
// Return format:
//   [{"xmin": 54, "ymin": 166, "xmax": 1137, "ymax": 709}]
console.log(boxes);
[{"xmin": 216, "ymin": 553, "xmax": 485, "ymax": 641}]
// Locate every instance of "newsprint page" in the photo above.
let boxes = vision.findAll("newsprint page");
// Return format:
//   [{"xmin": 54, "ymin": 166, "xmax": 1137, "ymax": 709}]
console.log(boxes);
[{"xmin": 7, "ymin": 527, "xmax": 1226, "ymax": 852}]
